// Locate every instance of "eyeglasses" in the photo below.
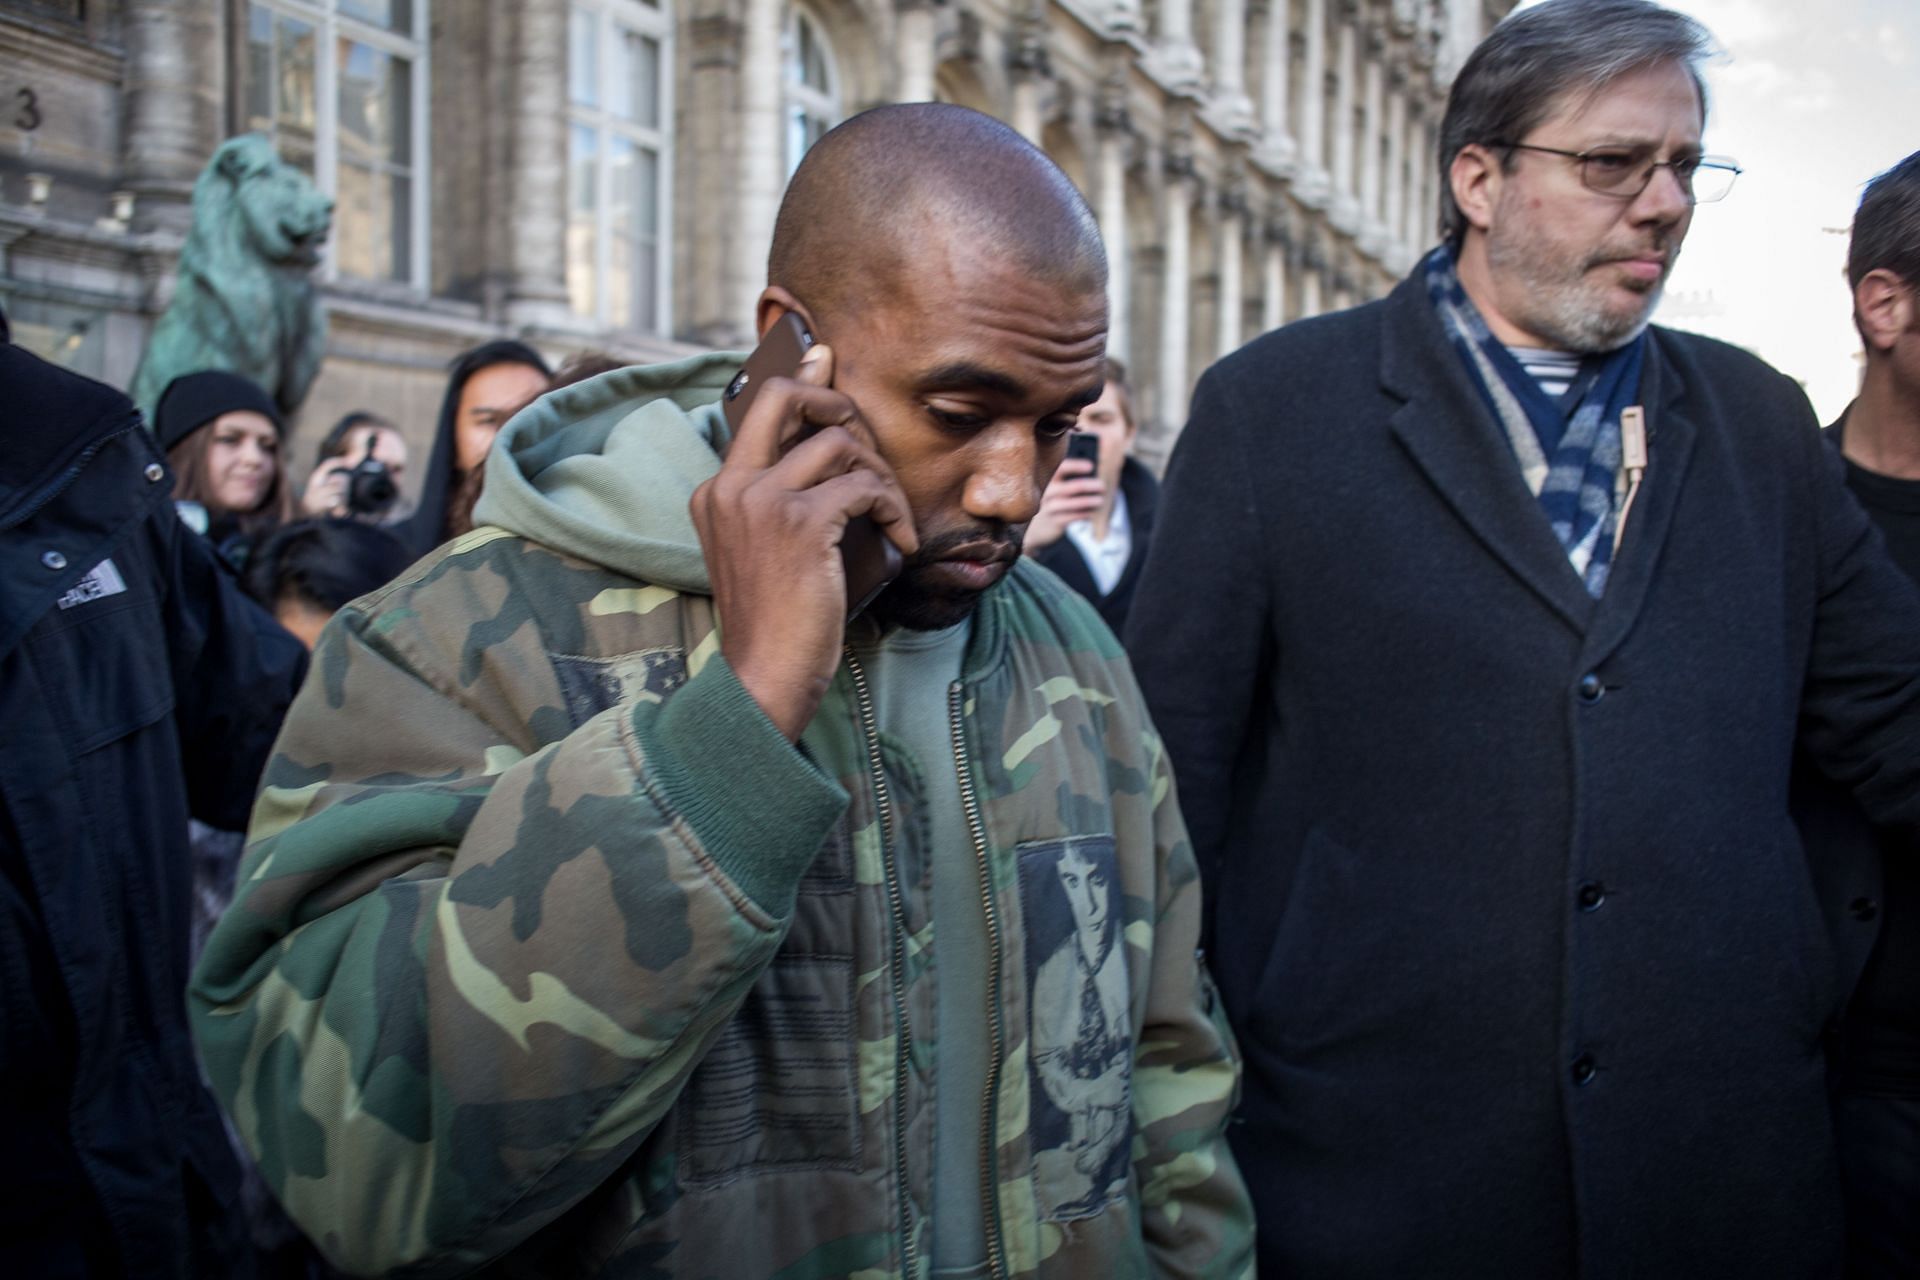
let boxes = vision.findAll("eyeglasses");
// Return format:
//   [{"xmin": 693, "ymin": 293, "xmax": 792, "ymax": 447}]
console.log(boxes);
[{"xmin": 1491, "ymin": 142, "xmax": 1743, "ymax": 204}]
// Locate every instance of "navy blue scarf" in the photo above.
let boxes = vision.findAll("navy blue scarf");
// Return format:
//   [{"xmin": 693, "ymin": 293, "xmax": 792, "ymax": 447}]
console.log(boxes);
[{"xmin": 1423, "ymin": 245, "xmax": 1646, "ymax": 596}]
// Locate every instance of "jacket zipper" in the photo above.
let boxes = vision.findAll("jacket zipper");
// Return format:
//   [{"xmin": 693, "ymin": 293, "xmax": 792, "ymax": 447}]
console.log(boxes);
[
  {"xmin": 949, "ymin": 681, "xmax": 1008, "ymax": 1280},
  {"xmin": 844, "ymin": 648, "xmax": 919, "ymax": 1279}
]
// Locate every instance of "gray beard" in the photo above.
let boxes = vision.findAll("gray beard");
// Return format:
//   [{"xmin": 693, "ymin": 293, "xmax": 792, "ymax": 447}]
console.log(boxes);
[{"xmin": 1533, "ymin": 279, "xmax": 1665, "ymax": 354}]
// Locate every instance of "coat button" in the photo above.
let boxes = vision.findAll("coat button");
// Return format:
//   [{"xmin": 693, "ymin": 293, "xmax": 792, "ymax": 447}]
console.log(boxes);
[
  {"xmin": 42, "ymin": 550, "xmax": 67, "ymax": 570},
  {"xmin": 1571, "ymin": 1053, "xmax": 1597, "ymax": 1085},
  {"xmin": 1577, "ymin": 673, "xmax": 1604, "ymax": 703},
  {"xmin": 1577, "ymin": 882, "xmax": 1607, "ymax": 912},
  {"xmin": 144, "ymin": 462, "xmax": 165, "ymax": 483},
  {"xmin": 1850, "ymin": 897, "xmax": 1880, "ymax": 923}
]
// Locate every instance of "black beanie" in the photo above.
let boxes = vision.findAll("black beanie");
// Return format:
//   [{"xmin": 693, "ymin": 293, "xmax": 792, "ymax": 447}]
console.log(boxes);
[{"xmin": 153, "ymin": 370, "xmax": 283, "ymax": 453}]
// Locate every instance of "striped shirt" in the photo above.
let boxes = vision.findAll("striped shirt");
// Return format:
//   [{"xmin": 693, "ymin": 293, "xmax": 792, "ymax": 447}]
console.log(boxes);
[{"xmin": 1507, "ymin": 346, "xmax": 1582, "ymax": 400}]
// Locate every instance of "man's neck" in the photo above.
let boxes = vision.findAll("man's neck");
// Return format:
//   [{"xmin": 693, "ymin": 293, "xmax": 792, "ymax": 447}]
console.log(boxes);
[{"xmin": 1840, "ymin": 361, "xmax": 1920, "ymax": 480}]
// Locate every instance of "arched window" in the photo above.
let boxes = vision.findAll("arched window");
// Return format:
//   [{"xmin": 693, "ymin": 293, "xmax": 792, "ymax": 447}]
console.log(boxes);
[{"xmin": 783, "ymin": 8, "xmax": 840, "ymax": 177}]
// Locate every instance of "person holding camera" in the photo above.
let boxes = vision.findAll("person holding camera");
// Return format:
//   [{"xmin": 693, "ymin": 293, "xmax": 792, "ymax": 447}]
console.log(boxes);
[
  {"xmin": 153, "ymin": 369, "xmax": 294, "ymax": 569},
  {"xmin": 1022, "ymin": 358, "xmax": 1158, "ymax": 635},
  {"xmin": 300, "ymin": 411, "xmax": 411, "ymax": 523}
]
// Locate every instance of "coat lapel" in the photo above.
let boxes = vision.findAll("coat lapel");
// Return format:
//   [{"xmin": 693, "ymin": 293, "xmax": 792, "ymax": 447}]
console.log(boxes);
[
  {"xmin": 1380, "ymin": 280, "xmax": 1596, "ymax": 633},
  {"xmin": 1580, "ymin": 334, "xmax": 1698, "ymax": 666}
]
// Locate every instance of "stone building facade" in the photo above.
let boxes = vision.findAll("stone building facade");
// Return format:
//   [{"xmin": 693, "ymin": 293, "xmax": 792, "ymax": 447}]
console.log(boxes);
[{"xmin": 0, "ymin": 0, "xmax": 1511, "ymax": 487}]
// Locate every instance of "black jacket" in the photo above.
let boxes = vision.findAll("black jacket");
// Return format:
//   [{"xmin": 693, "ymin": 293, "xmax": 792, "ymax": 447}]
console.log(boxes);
[
  {"xmin": 1031, "ymin": 455, "xmax": 1159, "ymax": 636},
  {"xmin": 1126, "ymin": 273, "xmax": 1920, "ymax": 1278},
  {"xmin": 0, "ymin": 338, "xmax": 307, "ymax": 1276}
]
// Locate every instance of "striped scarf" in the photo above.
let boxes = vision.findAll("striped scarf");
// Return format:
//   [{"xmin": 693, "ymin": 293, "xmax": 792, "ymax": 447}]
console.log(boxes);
[{"xmin": 1423, "ymin": 245, "xmax": 1646, "ymax": 596}]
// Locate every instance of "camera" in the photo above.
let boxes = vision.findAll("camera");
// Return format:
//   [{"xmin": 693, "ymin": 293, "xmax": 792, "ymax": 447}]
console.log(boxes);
[{"xmin": 344, "ymin": 438, "xmax": 399, "ymax": 518}]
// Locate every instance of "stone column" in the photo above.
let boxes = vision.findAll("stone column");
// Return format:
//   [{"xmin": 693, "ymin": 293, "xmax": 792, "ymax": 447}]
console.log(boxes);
[
  {"xmin": 122, "ymin": 0, "xmax": 226, "ymax": 235},
  {"xmin": 504, "ymin": 0, "xmax": 574, "ymax": 327},
  {"xmin": 1008, "ymin": 13, "xmax": 1050, "ymax": 144},
  {"xmin": 1360, "ymin": 32, "xmax": 1386, "ymax": 231},
  {"xmin": 1261, "ymin": 227, "xmax": 1288, "ymax": 332},
  {"xmin": 1216, "ymin": 195, "xmax": 1245, "ymax": 357},
  {"xmin": 1095, "ymin": 98, "xmax": 1133, "ymax": 365},
  {"xmin": 896, "ymin": 0, "xmax": 939, "ymax": 102},
  {"xmin": 684, "ymin": 16, "xmax": 741, "ymax": 344},
  {"xmin": 1331, "ymin": 10, "xmax": 1358, "ymax": 224},
  {"xmin": 1384, "ymin": 76, "xmax": 1408, "ymax": 258},
  {"xmin": 1156, "ymin": 149, "xmax": 1194, "ymax": 440},
  {"xmin": 1300, "ymin": 248, "xmax": 1324, "ymax": 316},
  {"xmin": 1407, "ymin": 112, "xmax": 1431, "ymax": 250},
  {"xmin": 1298, "ymin": 0, "xmax": 1327, "ymax": 182},
  {"xmin": 1258, "ymin": 0, "xmax": 1294, "ymax": 164},
  {"xmin": 1211, "ymin": 0, "xmax": 1255, "ymax": 130},
  {"xmin": 732, "ymin": 0, "xmax": 785, "ymax": 342},
  {"xmin": 1155, "ymin": 0, "xmax": 1205, "ymax": 88}
]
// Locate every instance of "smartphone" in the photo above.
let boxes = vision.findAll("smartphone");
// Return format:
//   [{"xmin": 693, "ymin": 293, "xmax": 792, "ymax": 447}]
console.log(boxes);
[
  {"xmin": 1065, "ymin": 431, "xmax": 1102, "ymax": 472},
  {"xmin": 722, "ymin": 313, "xmax": 903, "ymax": 618}
]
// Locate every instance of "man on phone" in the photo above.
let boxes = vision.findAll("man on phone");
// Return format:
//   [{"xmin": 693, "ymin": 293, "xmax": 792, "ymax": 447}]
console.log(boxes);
[
  {"xmin": 1024, "ymin": 359, "xmax": 1160, "ymax": 635},
  {"xmin": 192, "ymin": 104, "xmax": 1251, "ymax": 1279}
]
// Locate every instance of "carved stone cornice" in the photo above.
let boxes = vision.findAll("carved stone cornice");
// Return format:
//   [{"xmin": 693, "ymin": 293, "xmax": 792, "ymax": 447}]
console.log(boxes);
[{"xmin": 1007, "ymin": 13, "xmax": 1052, "ymax": 79}]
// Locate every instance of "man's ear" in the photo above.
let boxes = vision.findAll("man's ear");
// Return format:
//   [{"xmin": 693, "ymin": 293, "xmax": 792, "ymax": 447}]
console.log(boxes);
[
  {"xmin": 1450, "ymin": 143, "xmax": 1503, "ymax": 235},
  {"xmin": 754, "ymin": 287, "xmax": 817, "ymax": 342},
  {"xmin": 1855, "ymin": 269, "xmax": 1914, "ymax": 354}
]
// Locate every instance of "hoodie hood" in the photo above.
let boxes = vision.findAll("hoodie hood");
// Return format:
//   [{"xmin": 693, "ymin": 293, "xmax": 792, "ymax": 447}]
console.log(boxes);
[{"xmin": 470, "ymin": 350, "xmax": 743, "ymax": 593}]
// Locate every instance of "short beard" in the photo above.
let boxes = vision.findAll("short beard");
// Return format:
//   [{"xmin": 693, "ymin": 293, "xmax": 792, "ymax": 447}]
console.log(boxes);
[
  {"xmin": 1531, "ymin": 276, "xmax": 1665, "ymax": 354},
  {"xmin": 1488, "ymin": 227, "xmax": 1674, "ymax": 354},
  {"xmin": 867, "ymin": 525, "xmax": 1023, "ymax": 631}
]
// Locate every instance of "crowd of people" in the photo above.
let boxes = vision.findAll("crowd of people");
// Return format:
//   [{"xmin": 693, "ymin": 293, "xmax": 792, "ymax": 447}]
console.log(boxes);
[{"xmin": 3, "ymin": 0, "xmax": 1919, "ymax": 1276}]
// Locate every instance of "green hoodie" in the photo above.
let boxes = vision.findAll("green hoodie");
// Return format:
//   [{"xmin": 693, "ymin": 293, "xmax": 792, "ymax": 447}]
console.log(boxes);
[{"xmin": 191, "ymin": 357, "xmax": 1254, "ymax": 1279}]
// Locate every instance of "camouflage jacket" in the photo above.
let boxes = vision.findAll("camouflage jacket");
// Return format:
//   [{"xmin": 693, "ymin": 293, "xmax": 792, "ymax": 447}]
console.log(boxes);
[{"xmin": 190, "ymin": 358, "xmax": 1253, "ymax": 1279}]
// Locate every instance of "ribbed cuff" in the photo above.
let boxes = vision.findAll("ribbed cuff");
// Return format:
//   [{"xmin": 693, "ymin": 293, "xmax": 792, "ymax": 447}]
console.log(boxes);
[{"xmin": 631, "ymin": 655, "xmax": 848, "ymax": 918}]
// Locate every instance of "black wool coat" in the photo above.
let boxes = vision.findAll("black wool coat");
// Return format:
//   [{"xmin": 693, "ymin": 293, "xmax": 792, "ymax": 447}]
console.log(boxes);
[{"xmin": 1125, "ymin": 272, "xmax": 1920, "ymax": 1279}]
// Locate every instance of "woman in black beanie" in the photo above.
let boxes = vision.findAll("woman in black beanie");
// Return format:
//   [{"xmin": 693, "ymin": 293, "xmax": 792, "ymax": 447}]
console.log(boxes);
[{"xmin": 153, "ymin": 369, "xmax": 294, "ymax": 567}]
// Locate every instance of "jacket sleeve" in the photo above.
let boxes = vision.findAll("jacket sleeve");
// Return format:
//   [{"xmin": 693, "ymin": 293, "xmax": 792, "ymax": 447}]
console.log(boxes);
[
  {"xmin": 1123, "ymin": 369, "xmax": 1273, "ymax": 944},
  {"xmin": 1795, "ymin": 419, "xmax": 1920, "ymax": 835},
  {"xmin": 1130, "ymin": 712, "xmax": 1257, "ymax": 1278},
  {"xmin": 161, "ymin": 507, "xmax": 309, "ymax": 831},
  {"xmin": 188, "ymin": 594, "xmax": 849, "ymax": 1277}
]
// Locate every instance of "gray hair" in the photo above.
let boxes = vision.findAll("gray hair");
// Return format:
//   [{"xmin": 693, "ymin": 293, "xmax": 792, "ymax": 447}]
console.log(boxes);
[
  {"xmin": 1849, "ymin": 151, "xmax": 1920, "ymax": 292},
  {"xmin": 1436, "ymin": 0, "xmax": 1715, "ymax": 243}
]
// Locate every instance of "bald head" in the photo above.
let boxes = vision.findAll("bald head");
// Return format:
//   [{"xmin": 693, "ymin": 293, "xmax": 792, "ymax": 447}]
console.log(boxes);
[{"xmin": 768, "ymin": 104, "xmax": 1106, "ymax": 332}]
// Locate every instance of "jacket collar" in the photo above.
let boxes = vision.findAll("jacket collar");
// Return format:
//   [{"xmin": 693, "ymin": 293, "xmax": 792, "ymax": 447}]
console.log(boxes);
[{"xmin": 1379, "ymin": 272, "xmax": 1697, "ymax": 648}]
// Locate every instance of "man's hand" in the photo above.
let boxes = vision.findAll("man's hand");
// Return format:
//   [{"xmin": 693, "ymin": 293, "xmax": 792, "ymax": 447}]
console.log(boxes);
[
  {"xmin": 1024, "ymin": 457, "xmax": 1104, "ymax": 552},
  {"xmin": 691, "ymin": 346, "xmax": 918, "ymax": 741}
]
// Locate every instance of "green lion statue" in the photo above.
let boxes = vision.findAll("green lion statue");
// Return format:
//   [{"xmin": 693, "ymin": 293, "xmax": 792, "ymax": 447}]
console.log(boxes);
[{"xmin": 130, "ymin": 134, "xmax": 334, "ymax": 422}]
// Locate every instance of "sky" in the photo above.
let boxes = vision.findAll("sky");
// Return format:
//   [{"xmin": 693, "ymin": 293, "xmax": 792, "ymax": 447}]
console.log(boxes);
[{"xmin": 1513, "ymin": 0, "xmax": 1920, "ymax": 422}]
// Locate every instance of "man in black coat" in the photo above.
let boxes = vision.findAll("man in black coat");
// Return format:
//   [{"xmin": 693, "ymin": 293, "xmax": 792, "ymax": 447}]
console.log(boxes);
[
  {"xmin": 1796, "ymin": 151, "xmax": 1920, "ymax": 1279},
  {"xmin": 0, "ymin": 313, "xmax": 308, "ymax": 1276},
  {"xmin": 1126, "ymin": 2, "xmax": 1920, "ymax": 1275}
]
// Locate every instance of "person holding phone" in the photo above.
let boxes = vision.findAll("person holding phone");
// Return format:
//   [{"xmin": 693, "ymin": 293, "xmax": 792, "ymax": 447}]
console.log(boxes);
[
  {"xmin": 193, "ymin": 104, "xmax": 1252, "ymax": 1280},
  {"xmin": 1024, "ymin": 358, "xmax": 1159, "ymax": 634}
]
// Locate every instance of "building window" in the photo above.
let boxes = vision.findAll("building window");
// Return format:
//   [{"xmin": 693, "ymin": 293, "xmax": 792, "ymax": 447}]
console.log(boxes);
[
  {"xmin": 783, "ymin": 7, "xmax": 839, "ymax": 177},
  {"xmin": 567, "ymin": 0, "xmax": 673, "ymax": 336},
  {"xmin": 245, "ymin": 0, "xmax": 429, "ymax": 289}
]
